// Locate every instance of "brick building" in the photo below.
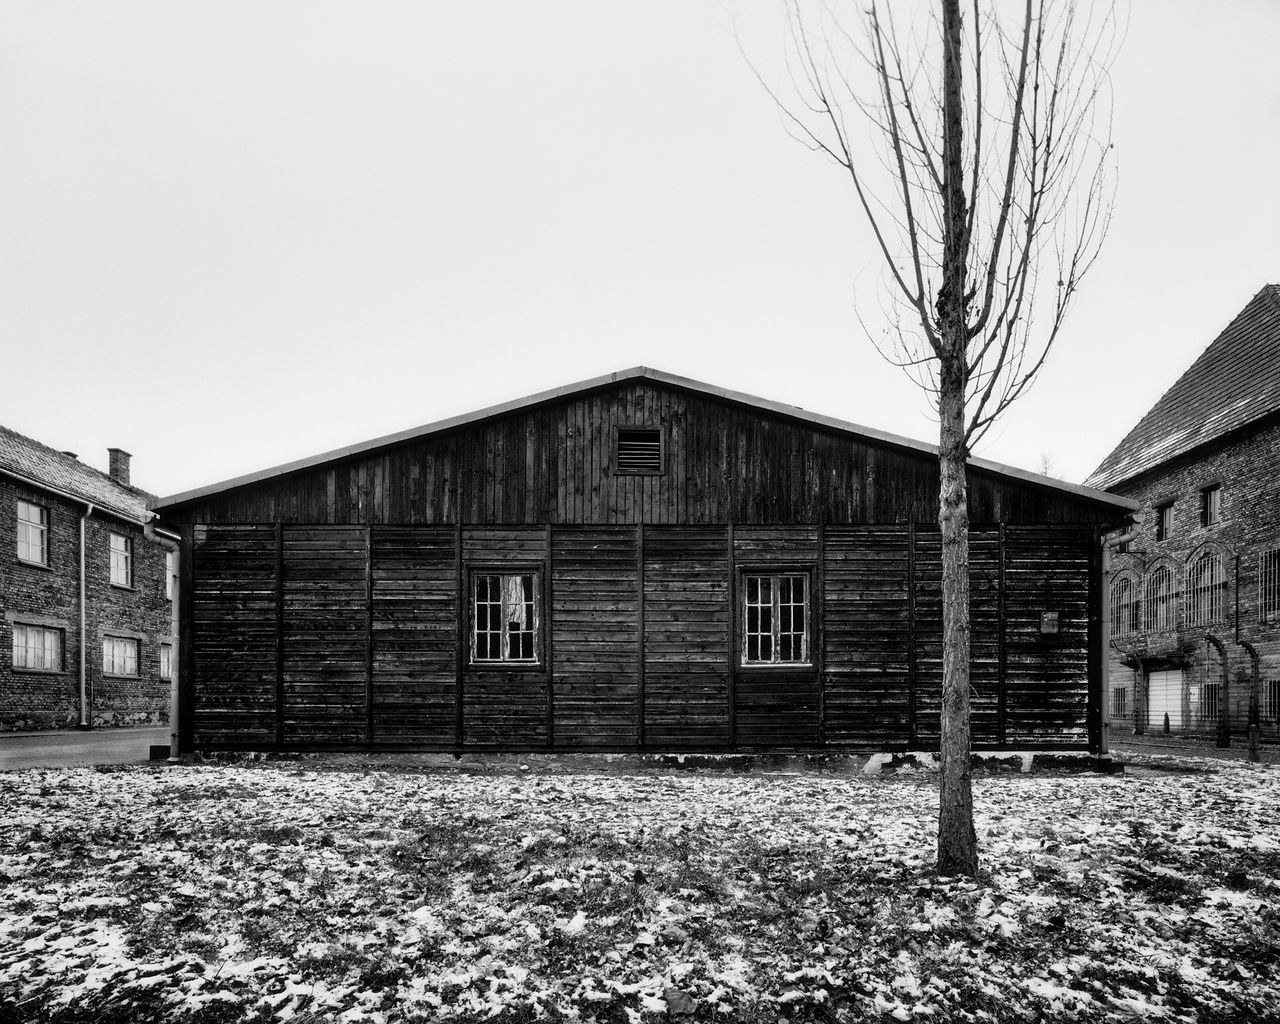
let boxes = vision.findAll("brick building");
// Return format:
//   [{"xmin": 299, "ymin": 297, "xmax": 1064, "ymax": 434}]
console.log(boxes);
[
  {"xmin": 1087, "ymin": 285, "xmax": 1280, "ymax": 741},
  {"xmin": 1, "ymin": 427, "xmax": 176, "ymax": 731}
]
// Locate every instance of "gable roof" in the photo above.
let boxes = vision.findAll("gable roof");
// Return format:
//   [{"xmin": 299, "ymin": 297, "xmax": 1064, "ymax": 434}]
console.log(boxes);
[
  {"xmin": 1086, "ymin": 285, "xmax": 1280, "ymax": 491},
  {"xmin": 0, "ymin": 425, "xmax": 155, "ymax": 525},
  {"xmin": 152, "ymin": 366, "xmax": 1135, "ymax": 515}
]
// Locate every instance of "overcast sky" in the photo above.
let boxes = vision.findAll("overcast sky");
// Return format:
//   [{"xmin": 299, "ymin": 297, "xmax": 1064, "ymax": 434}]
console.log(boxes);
[{"xmin": 2, "ymin": 1, "xmax": 1276, "ymax": 501}]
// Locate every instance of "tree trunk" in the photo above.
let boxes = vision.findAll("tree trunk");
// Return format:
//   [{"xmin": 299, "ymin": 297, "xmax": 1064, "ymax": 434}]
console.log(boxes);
[
  {"xmin": 935, "ymin": 0, "xmax": 979, "ymax": 878},
  {"xmin": 936, "ymin": 356, "xmax": 978, "ymax": 876}
]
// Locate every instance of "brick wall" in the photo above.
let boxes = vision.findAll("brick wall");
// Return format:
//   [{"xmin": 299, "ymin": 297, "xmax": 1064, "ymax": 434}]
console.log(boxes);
[
  {"xmin": 1105, "ymin": 415, "xmax": 1280, "ymax": 738},
  {"xmin": 1, "ymin": 476, "xmax": 174, "ymax": 730}
]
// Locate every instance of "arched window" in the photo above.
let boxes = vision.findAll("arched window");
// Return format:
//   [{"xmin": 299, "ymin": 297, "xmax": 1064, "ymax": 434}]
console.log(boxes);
[
  {"xmin": 1110, "ymin": 577, "xmax": 1137, "ymax": 636},
  {"xmin": 1186, "ymin": 552, "xmax": 1227, "ymax": 626},
  {"xmin": 1143, "ymin": 565, "xmax": 1176, "ymax": 632}
]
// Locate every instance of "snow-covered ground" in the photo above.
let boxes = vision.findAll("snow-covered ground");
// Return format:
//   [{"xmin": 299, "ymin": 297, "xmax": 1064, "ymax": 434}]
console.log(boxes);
[{"xmin": 1, "ymin": 754, "xmax": 1276, "ymax": 1023}]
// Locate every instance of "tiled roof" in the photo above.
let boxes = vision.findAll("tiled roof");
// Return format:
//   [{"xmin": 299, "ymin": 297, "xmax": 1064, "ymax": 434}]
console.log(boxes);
[
  {"xmin": 1086, "ymin": 285, "xmax": 1280, "ymax": 491},
  {"xmin": 0, "ymin": 425, "xmax": 155, "ymax": 524}
]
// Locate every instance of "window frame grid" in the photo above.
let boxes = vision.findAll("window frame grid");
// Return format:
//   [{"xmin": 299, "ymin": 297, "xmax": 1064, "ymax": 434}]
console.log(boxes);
[
  {"xmin": 1109, "ymin": 576, "xmax": 1139, "ymax": 637},
  {"xmin": 1143, "ymin": 565, "xmax": 1177, "ymax": 633},
  {"xmin": 160, "ymin": 642, "xmax": 173, "ymax": 681},
  {"xmin": 16, "ymin": 500, "xmax": 49, "ymax": 566},
  {"xmin": 1200, "ymin": 681, "xmax": 1221, "ymax": 723},
  {"xmin": 1260, "ymin": 549, "xmax": 1280, "ymax": 623},
  {"xmin": 1186, "ymin": 552, "xmax": 1227, "ymax": 627},
  {"xmin": 468, "ymin": 567, "xmax": 542, "ymax": 667},
  {"xmin": 740, "ymin": 569, "xmax": 811, "ymax": 667},
  {"xmin": 102, "ymin": 635, "xmax": 140, "ymax": 677},
  {"xmin": 1110, "ymin": 686, "xmax": 1129, "ymax": 719},
  {"xmin": 12, "ymin": 623, "xmax": 63, "ymax": 672},
  {"xmin": 109, "ymin": 532, "xmax": 133, "ymax": 588}
]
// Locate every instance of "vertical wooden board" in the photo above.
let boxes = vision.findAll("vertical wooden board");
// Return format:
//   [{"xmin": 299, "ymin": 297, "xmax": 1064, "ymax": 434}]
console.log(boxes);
[
  {"xmin": 551, "ymin": 526, "xmax": 639, "ymax": 747},
  {"xmin": 1003, "ymin": 526, "xmax": 1092, "ymax": 744},
  {"xmin": 280, "ymin": 525, "xmax": 369, "ymax": 744},
  {"xmin": 642, "ymin": 526, "xmax": 731, "ymax": 748},
  {"xmin": 190, "ymin": 524, "xmax": 279, "ymax": 746},
  {"xmin": 822, "ymin": 526, "xmax": 912, "ymax": 746},
  {"xmin": 370, "ymin": 526, "xmax": 458, "ymax": 746}
]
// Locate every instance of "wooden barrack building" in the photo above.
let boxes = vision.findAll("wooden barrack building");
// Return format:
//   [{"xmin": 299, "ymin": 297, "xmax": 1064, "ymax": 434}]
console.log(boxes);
[{"xmin": 151, "ymin": 368, "xmax": 1135, "ymax": 754}]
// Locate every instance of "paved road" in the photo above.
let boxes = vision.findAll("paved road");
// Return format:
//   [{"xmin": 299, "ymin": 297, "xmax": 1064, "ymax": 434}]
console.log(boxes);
[{"xmin": 0, "ymin": 726, "xmax": 171, "ymax": 770}]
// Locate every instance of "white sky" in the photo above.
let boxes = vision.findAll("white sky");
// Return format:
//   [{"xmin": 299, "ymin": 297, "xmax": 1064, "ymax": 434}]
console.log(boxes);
[{"xmin": 2, "ymin": 1, "xmax": 1276, "ymax": 501}]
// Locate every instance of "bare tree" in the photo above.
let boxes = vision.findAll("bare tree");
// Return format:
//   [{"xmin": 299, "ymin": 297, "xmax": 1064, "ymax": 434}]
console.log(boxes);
[{"xmin": 760, "ymin": 0, "xmax": 1117, "ymax": 875}]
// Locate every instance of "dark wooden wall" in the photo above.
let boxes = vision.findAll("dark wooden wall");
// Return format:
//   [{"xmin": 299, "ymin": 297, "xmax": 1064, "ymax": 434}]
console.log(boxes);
[
  {"xmin": 183, "ymin": 522, "xmax": 1099, "ymax": 752},
  {"xmin": 162, "ymin": 382, "xmax": 1116, "ymax": 528}
]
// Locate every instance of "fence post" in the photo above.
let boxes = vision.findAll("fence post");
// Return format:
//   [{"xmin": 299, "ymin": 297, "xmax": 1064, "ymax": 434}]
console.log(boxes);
[
  {"xmin": 1241, "ymin": 640, "xmax": 1261, "ymax": 764},
  {"xmin": 1205, "ymin": 634, "xmax": 1230, "ymax": 749}
]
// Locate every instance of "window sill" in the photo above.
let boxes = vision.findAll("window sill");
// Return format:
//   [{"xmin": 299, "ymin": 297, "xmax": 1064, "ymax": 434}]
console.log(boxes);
[
  {"xmin": 11, "ymin": 667, "xmax": 67, "ymax": 676},
  {"xmin": 102, "ymin": 672, "xmax": 141, "ymax": 680},
  {"xmin": 739, "ymin": 662, "xmax": 815, "ymax": 671},
  {"xmin": 469, "ymin": 662, "xmax": 545, "ymax": 672},
  {"xmin": 109, "ymin": 583, "xmax": 136, "ymax": 592},
  {"xmin": 15, "ymin": 558, "xmax": 53, "ymax": 572}
]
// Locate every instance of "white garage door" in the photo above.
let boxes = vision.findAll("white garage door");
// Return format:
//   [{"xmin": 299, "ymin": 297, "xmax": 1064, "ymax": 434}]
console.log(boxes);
[{"xmin": 1148, "ymin": 669, "xmax": 1184, "ymax": 730}]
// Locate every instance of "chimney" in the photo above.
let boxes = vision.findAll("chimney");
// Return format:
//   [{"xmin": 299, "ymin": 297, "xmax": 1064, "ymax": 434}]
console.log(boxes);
[{"xmin": 108, "ymin": 448, "xmax": 131, "ymax": 486}]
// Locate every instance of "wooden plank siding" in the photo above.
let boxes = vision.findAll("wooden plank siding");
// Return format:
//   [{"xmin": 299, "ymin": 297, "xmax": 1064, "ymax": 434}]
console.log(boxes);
[
  {"xmin": 551, "ymin": 527, "xmax": 639, "ymax": 748},
  {"xmin": 164, "ymin": 382, "xmax": 1117, "ymax": 529},
  {"xmin": 184, "ymin": 522, "xmax": 1100, "ymax": 752},
  {"xmin": 167, "ymin": 378, "xmax": 1124, "ymax": 754},
  {"xmin": 641, "ymin": 527, "xmax": 731, "ymax": 749}
]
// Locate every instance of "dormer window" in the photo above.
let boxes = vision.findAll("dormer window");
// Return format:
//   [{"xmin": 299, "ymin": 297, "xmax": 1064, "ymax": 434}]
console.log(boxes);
[{"xmin": 616, "ymin": 428, "xmax": 663, "ymax": 474}]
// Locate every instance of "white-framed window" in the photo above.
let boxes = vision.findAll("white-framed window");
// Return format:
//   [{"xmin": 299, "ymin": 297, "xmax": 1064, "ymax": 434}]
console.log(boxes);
[
  {"xmin": 1110, "ymin": 686, "xmax": 1128, "ymax": 719},
  {"xmin": 17, "ymin": 500, "xmax": 49, "ymax": 565},
  {"xmin": 160, "ymin": 642, "xmax": 173, "ymax": 681},
  {"xmin": 12, "ymin": 624, "xmax": 62, "ymax": 672},
  {"xmin": 165, "ymin": 550, "xmax": 177, "ymax": 601},
  {"xmin": 1200, "ymin": 485, "xmax": 1221, "ymax": 528},
  {"xmin": 109, "ymin": 533, "xmax": 132, "ymax": 587},
  {"xmin": 1186, "ymin": 552, "xmax": 1226, "ymax": 626},
  {"xmin": 1110, "ymin": 577, "xmax": 1138, "ymax": 636},
  {"xmin": 742, "ymin": 572, "xmax": 810, "ymax": 665},
  {"xmin": 102, "ymin": 636, "xmax": 139, "ymax": 676},
  {"xmin": 471, "ymin": 572, "xmax": 539, "ymax": 663},
  {"xmin": 1260, "ymin": 549, "xmax": 1280, "ymax": 622},
  {"xmin": 1143, "ymin": 565, "xmax": 1177, "ymax": 632}
]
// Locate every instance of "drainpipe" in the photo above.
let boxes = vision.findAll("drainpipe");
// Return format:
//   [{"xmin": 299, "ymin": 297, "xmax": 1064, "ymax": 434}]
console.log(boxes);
[
  {"xmin": 1100, "ymin": 525, "xmax": 1138, "ymax": 758},
  {"xmin": 79, "ymin": 504, "xmax": 95, "ymax": 728},
  {"xmin": 144, "ymin": 517, "xmax": 182, "ymax": 763}
]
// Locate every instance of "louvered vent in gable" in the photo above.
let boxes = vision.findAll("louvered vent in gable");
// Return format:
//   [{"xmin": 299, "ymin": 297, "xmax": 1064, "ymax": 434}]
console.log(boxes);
[{"xmin": 616, "ymin": 428, "xmax": 663, "ymax": 474}]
